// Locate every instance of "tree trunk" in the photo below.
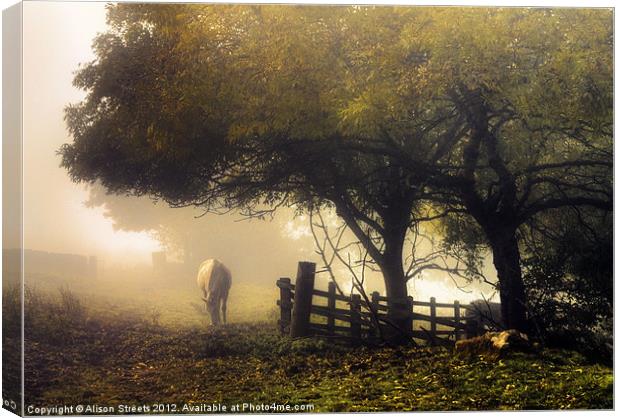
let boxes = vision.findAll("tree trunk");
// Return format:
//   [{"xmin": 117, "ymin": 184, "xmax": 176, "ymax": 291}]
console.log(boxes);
[
  {"xmin": 333, "ymin": 183, "xmax": 415, "ymax": 343},
  {"xmin": 489, "ymin": 229, "xmax": 529, "ymax": 333},
  {"xmin": 380, "ymin": 238, "xmax": 411, "ymax": 342}
]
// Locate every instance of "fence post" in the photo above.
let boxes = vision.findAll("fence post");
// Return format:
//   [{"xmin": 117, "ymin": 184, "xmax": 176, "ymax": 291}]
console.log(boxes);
[
  {"xmin": 454, "ymin": 300, "xmax": 461, "ymax": 341},
  {"xmin": 290, "ymin": 261, "xmax": 316, "ymax": 338},
  {"xmin": 278, "ymin": 277, "xmax": 292, "ymax": 335},
  {"xmin": 430, "ymin": 297, "xmax": 437, "ymax": 345},
  {"xmin": 371, "ymin": 291, "xmax": 380, "ymax": 310},
  {"xmin": 350, "ymin": 294, "xmax": 362, "ymax": 342},
  {"xmin": 406, "ymin": 296, "xmax": 414, "ymax": 337},
  {"xmin": 327, "ymin": 282, "xmax": 336, "ymax": 334},
  {"xmin": 371, "ymin": 291, "xmax": 381, "ymax": 337}
]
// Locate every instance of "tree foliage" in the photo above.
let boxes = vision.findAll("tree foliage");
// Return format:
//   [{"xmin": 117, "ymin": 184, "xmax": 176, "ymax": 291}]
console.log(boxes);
[{"xmin": 61, "ymin": 5, "xmax": 613, "ymax": 333}]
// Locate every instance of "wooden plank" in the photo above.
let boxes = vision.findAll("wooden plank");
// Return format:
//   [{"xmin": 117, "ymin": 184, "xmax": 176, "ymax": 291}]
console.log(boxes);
[
  {"xmin": 360, "ymin": 300, "xmax": 389, "ymax": 312},
  {"xmin": 312, "ymin": 305, "xmax": 388, "ymax": 324},
  {"xmin": 376, "ymin": 295, "xmax": 466, "ymax": 309},
  {"xmin": 311, "ymin": 304, "xmax": 350, "ymax": 317},
  {"xmin": 454, "ymin": 300, "xmax": 461, "ymax": 341},
  {"xmin": 278, "ymin": 277, "xmax": 292, "ymax": 335},
  {"xmin": 290, "ymin": 262, "xmax": 316, "ymax": 338},
  {"xmin": 364, "ymin": 299, "xmax": 470, "ymax": 311},
  {"xmin": 310, "ymin": 306, "xmax": 370, "ymax": 326},
  {"xmin": 350, "ymin": 294, "xmax": 362, "ymax": 340},
  {"xmin": 311, "ymin": 288, "xmax": 351, "ymax": 302},
  {"xmin": 370, "ymin": 291, "xmax": 381, "ymax": 314},
  {"xmin": 430, "ymin": 297, "xmax": 437, "ymax": 345},
  {"xmin": 370, "ymin": 291, "xmax": 381, "ymax": 337},
  {"xmin": 434, "ymin": 317, "xmax": 465, "ymax": 330},
  {"xmin": 412, "ymin": 300, "xmax": 469, "ymax": 309},
  {"xmin": 276, "ymin": 279, "xmax": 295, "ymax": 290},
  {"xmin": 411, "ymin": 313, "xmax": 466, "ymax": 330},
  {"xmin": 327, "ymin": 282, "xmax": 336, "ymax": 334},
  {"xmin": 309, "ymin": 322, "xmax": 351, "ymax": 334},
  {"xmin": 359, "ymin": 310, "xmax": 389, "ymax": 322},
  {"xmin": 276, "ymin": 299, "xmax": 293, "ymax": 308},
  {"xmin": 358, "ymin": 292, "xmax": 471, "ymax": 310}
]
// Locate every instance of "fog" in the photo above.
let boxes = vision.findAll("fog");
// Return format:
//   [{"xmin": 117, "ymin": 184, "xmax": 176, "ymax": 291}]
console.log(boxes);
[
  {"xmin": 15, "ymin": 1, "xmax": 498, "ymax": 314},
  {"xmin": 21, "ymin": 2, "xmax": 155, "ymax": 262}
]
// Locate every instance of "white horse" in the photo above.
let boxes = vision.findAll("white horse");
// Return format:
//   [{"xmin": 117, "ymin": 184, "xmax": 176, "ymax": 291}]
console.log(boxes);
[{"xmin": 196, "ymin": 259, "xmax": 232, "ymax": 325}]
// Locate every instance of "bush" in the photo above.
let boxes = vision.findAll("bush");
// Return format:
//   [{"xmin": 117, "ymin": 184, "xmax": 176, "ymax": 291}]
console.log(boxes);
[
  {"xmin": 24, "ymin": 286, "xmax": 87, "ymax": 344},
  {"xmin": 2, "ymin": 283, "xmax": 22, "ymax": 338}
]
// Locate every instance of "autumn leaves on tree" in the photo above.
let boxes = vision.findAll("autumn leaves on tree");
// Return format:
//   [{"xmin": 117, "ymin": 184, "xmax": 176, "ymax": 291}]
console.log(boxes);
[{"xmin": 61, "ymin": 5, "xmax": 612, "ymax": 336}]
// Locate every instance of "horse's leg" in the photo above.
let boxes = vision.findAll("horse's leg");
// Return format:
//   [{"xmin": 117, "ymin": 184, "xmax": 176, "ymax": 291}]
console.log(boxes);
[
  {"xmin": 221, "ymin": 296, "xmax": 227, "ymax": 324},
  {"xmin": 220, "ymin": 282, "xmax": 230, "ymax": 324},
  {"xmin": 212, "ymin": 307, "xmax": 221, "ymax": 326},
  {"xmin": 202, "ymin": 288, "xmax": 209, "ymax": 314},
  {"xmin": 210, "ymin": 295, "xmax": 221, "ymax": 326}
]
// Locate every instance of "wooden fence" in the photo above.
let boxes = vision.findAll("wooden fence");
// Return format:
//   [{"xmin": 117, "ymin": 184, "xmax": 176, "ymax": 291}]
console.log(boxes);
[{"xmin": 277, "ymin": 261, "xmax": 485, "ymax": 346}]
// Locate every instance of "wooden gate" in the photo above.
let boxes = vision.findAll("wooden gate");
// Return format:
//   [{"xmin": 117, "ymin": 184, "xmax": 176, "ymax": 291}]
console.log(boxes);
[{"xmin": 277, "ymin": 262, "xmax": 484, "ymax": 346}]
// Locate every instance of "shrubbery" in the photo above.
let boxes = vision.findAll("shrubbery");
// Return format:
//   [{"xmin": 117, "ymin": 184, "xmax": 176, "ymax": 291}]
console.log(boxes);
[{"xmin": 24, "ymin": 286, "xmax": 87, "ymax": 344}]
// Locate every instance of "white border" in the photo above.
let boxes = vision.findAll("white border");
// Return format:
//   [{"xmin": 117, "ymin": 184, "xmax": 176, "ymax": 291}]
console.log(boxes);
[{"xmin": 0, "ymin": 1, "xmax": 616, "ymax": 418}]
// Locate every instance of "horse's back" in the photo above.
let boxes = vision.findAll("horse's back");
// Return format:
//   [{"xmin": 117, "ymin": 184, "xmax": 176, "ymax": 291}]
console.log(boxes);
[
  {"xmin": 208, "ymin": 260, "xmax": 231, "ymax": 293},
  {"xmin": 198, "ymin": 259, "xmax": 231, "ymax": 294},
  {"xmin": 196, "ymin": 259, "xmax": 216, "ymax": 289}
]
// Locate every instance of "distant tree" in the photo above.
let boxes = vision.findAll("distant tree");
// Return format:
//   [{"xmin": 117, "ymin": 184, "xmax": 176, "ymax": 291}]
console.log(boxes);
[
  {"xmin": 85, "ymin": 184, "xmax": 316, "ymax": 283},
  {"xmin": 61, "ymin": 5, "xmax": 612, "ymax": 334}
]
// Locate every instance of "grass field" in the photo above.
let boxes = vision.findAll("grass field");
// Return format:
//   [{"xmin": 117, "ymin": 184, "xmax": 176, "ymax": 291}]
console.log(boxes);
[
  {"xmin": 22, "ymin": 271, "xmax": 280, "ymax": 329},
  {"xmin": 3, "ymin": 275, "xmax": 613, "ymax": 413}
]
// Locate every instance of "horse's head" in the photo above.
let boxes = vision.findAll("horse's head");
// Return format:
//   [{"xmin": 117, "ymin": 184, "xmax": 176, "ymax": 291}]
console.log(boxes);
[{"xmin": 202, "ymin": 292, "xmax": 221, "ymax": 325}]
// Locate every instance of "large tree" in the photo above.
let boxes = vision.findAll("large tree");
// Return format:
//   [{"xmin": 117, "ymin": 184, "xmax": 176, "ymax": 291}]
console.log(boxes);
[
  {"xmin": 62, "ymin": 5, "xmax": 612, "ymax": 334},
  {"xmin": 408, "ymin": 9, "xmax": 613, "ymax": 331}
]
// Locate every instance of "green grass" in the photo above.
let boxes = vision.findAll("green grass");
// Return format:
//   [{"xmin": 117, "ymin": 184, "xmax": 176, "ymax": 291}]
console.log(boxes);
[
  {"xmin": 13, "ymin": 278, "xmax": 613, "ymax": 412},
  {"xmin": 23, "ymin": 272, "xmax": 280, "ymax": 329}
]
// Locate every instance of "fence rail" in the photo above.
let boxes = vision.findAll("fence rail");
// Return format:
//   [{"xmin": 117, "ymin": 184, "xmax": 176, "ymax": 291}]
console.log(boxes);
[{"xmin": 277, "ymin": 262, "xmax": 486, "ymax": 346}]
